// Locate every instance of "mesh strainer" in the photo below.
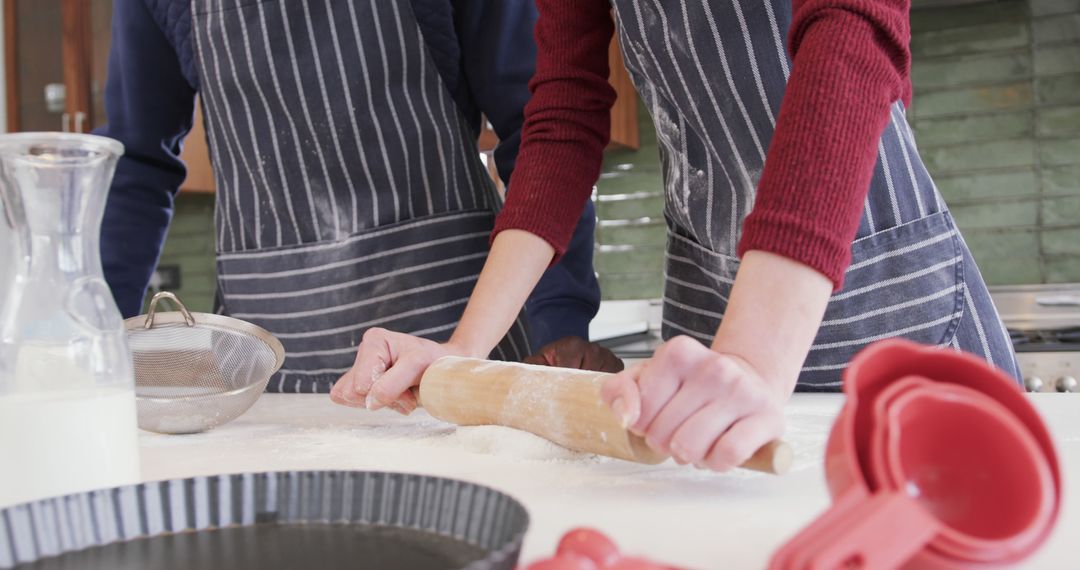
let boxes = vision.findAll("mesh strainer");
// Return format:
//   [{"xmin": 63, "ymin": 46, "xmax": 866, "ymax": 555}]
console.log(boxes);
[{"xmin": 124, "ymin": 292, "xmax": 285, "ymax": 434}]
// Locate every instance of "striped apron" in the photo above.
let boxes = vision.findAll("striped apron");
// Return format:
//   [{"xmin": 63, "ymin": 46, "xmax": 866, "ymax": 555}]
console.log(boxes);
[
  {"xmin": 609, "ymin": 0, "xmax": 1021, "ymax": 389},
  {"xmin": 190, "ymin": 0, "xmax": 531, "ymax": 393}
]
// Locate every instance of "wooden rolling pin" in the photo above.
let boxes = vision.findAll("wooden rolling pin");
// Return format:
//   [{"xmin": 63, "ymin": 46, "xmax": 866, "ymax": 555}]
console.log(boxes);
[{"xmin": 418, "ymin": 356, "xmax": 792, "ymax": 475}]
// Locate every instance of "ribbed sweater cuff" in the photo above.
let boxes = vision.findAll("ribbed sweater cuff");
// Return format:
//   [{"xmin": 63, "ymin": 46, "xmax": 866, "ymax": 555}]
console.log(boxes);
[
  {"xmin": 738, "ymin": 210, "xmax": 855, "ymax": 289},
  {"xmin": 492, "ymin": 174, "xmax": 592, "ymax": 264}
]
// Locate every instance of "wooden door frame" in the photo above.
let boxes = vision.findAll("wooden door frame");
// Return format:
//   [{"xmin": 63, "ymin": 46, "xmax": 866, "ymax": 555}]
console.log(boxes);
[
  {"xmin": 475, "ymin": 35, "xmax": 639, "ymax": 155},
  {"xmin": 607, "ymin": 34, "xmax": 639, "ymax": 151},
  {"xmin": 4, "ymin": 0, "xmax": 19, "ymax": 132},
  {"xmin": 4, "ymin": 0, "xmax": 94, "ymax": 133},
  {"xmin": 60, "ymin": 0, "xmax": 92, "ymax": 130}
]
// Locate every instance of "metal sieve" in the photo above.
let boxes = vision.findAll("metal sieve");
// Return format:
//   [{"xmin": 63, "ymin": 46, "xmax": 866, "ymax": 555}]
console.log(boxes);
[{"xmin": 124, "ymin": 292, "xmax": 285, "ymax": 434}]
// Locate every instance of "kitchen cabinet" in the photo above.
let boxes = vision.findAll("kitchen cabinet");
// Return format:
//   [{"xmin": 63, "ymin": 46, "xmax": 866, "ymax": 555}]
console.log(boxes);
[
  {"xmin": 606, "ymin": 34, "xmax": 639, "ymax": 150},
  {"xmin": 182, "ymin": 33, "xmax": 638, "ymax": 194},
  {"xmin": 4, "ymin": 0, "xmax": 111, "ymax": 133},
  {"xmin": 478, "ymin": 34, "xmax": 640, "ymax": 153},
  {"xmin": 5, "ymin": 4, "xmax": 637, "ymax": 193},
  {"xmin": 477, "ymin": 33, "xmax": 638, "ymax": 195},
  {"xmin": 2, "ymin": 0, "xmax": 213, "ymax": 193}
]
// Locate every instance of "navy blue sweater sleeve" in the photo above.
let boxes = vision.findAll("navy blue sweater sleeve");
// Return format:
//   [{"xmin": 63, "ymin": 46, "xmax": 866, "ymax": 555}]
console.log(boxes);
[
  {"xmin": 94, "ymin": 0, "xmax": 197, "ymax": 318},
  {"xmin": 454, "ymin": 0, "xmax": 600, "ymax": 349},
  {"xmin": 452, "ymin": 0, "xmax": 534, "ymax": 184}
]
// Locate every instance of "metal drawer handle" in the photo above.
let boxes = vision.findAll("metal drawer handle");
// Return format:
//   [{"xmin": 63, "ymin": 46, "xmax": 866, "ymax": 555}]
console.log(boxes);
[{"xmin": 1035, "ymin": 295, "xmax": 1080, "ymax": 307}]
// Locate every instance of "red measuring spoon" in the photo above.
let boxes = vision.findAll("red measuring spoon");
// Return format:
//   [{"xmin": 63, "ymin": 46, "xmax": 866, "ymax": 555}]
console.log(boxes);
[{"xmin": 769, "ymin": 340, "xmax": 1062, "ymax": 570}]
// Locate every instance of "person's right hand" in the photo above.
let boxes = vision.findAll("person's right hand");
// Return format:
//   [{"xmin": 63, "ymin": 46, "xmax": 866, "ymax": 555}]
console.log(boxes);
[
  {"xmin": 599, "ymin": 336, "xmax": 786, "ymax": 472},
  {"xmin": 329, "ymin": 327, "xmax": 468, "ymax": 415}
]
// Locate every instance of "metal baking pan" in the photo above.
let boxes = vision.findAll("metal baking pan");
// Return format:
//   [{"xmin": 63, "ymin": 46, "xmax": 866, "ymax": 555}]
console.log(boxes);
[{"xmin": 0, "ymin": 471, "xmax": 529, "ymax": 570}]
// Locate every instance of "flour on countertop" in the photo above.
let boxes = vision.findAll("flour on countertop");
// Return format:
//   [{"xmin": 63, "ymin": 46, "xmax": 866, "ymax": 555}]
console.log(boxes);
[
  {"xmin": 232, "ymin": 412, "xmax": 603, "ymax": 465},
  {"xmin": 436, "ymin": 425, "xmax": 594, "ymax": 462},
  {"xmin": 156, "ymin": 397, "xmax": 828, "ymax": 475}
]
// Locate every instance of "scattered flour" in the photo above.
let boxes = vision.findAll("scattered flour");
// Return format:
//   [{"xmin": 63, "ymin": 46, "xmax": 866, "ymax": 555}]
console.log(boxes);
[
  {"xmin": 240, "ymin": 410, "xmax": 600, "ymax": 465},
  {"xmin": 436, "ymin": 425, "xmax": 592, "ymax": 462},
  {"xmin": 179, "ymin": 395, "xmax": 830, "ymax": 474}
]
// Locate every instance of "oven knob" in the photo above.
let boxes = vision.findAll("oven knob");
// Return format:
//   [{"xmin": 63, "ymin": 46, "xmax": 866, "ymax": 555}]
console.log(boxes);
[
  {"xmin": 1056, "ymin": 376, "xmax": 1078, "ymax": 393},
  {"xmin": 1024, "ymin": 376, "xmax": 1045, "ymax": 393}
]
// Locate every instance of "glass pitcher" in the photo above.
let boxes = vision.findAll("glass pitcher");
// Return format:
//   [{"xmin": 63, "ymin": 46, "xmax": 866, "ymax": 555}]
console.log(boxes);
[{"xmin": 0, "ymin": 133, "xmax": 140, "ymax": 507}]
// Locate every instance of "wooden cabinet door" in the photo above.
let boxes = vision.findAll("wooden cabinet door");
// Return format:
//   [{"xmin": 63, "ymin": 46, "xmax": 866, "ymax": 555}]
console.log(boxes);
[
  {"xmin": 6, "ymin": 3, "xmax": 636, "ymax": 192},
  {"xmin": 4, "ymin": 0, "xmax": 112, "ymax": 133},
  {"xmin": 479, "ymin": 35, "xmax": 639, "ymax": 153},
  {"xmin": 5, "ymin": 0, "xmax": 64, "ymax": 132},
  {"xmin": 4, "ymin": 0, "xmax": 107, "ymax": 132},
  {"xmin": 607, "ymin": 34, "xmax": 639, "ymax": 151}
]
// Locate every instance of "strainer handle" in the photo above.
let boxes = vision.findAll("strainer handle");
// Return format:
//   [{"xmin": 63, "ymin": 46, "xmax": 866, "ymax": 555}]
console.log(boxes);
[{"xmin": 144, "ymin": 291, "xmax": 196, "ymax": 329}]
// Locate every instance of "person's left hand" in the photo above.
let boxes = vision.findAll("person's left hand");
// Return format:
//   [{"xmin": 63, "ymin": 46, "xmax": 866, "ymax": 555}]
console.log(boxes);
[
  {"xmin": 329, "ymin": 327, "xmax": 468, "ymax": 415},
  {"xmin": 523, "ymin": 336, "xmax": 625, "ymax": 373},
  {"xmin": 599, "ymin": 336, "xmax": 786, "ymax": 472}
]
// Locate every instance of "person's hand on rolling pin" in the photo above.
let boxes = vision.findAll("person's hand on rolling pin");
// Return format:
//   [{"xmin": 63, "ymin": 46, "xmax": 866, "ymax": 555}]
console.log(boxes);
[
  {"xmin": 600, "ymin": 337, "xmax": 786, "ymax": 472},
  {"xmin": 331, "ymin": 333, "xmax": 623, "ymax": 413},
  {"xmin": 329, "ymin": 327, "xmax": 469, "ymax": 415},
  {"xmin": 600, "ymin": 251, "xmax": 832, "ymax": 472},
  {"xmin": 332, "ymin": 231, "xmax": 559, "ymax": 415},
  {"xmin": 523, "ymin": 336, "xmax": 624, "ymax": 373}
]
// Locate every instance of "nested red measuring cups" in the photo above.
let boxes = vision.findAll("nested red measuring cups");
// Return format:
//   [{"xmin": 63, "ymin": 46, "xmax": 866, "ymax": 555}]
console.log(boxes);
[{"xmin": 770, "ymin": 339, "xmax": 1061, "ymax": 569}]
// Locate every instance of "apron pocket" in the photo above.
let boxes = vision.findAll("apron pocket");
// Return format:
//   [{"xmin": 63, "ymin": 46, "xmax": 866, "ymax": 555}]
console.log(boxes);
[
  {"xmin": 662, "ymin": 211, "xmax": 966, "ymax": 391},
  {"xmin": 800, "ymin": 211, "xmax": 965, "ymax": 389},
  {"xmin": 661, "ymin": 228, "xmax": 740, "ymax": 344},
  {"xmin": 215, "ymin": 209, "xmax": 531, "ymax": 393}
]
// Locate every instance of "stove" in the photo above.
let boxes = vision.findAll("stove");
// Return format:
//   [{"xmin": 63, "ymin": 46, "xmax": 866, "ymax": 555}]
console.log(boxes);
[{"xmin": 991, "ymin": 284, "xmax": 1080, "ymax": 393}]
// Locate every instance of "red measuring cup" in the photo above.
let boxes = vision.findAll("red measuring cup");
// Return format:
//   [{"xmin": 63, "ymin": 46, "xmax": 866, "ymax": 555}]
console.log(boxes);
[
  {"xmin": 769, "ymin": 339, "xmax": 1062, "ymax": 569},
  {"xmin": 872, "ymin": 381, "xmax": 1055, "ymax": 562}
]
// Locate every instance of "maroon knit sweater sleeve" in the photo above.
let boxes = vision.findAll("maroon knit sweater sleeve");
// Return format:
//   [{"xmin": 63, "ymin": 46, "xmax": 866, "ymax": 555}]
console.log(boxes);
[
  {"xmin": 492, "ymin": 0, "xmax": 615, "ymax": 261},
  {"xmin": 497, "ymin": 0, "xmax": 912, "ymax": 290},
  {"xmin": 737, "ymin": 0, "xmax": 912, "ymax": 290}
]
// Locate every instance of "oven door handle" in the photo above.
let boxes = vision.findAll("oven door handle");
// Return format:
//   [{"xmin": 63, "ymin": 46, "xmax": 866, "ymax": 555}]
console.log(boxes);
[{"xmin": 1035, "ymin": 295, "xmax": 1080, "ymax": 307}]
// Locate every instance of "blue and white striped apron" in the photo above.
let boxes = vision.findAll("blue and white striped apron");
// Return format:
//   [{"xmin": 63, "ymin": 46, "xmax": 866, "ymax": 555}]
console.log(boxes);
[
  {"xmin": 609, "ymin": 0, "xmax": 1020, "ymax": 389},
  {"xmin": 191, "ymin": 0, "xmax": 531, "ymax": 393}
]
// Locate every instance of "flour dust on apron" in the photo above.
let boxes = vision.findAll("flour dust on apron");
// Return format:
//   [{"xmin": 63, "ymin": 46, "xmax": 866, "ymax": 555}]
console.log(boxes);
[
  {"xmin": 608, "ymin": 0, "xmax": 1019, "ymax": 389},
  {"xmin": 191, "ymin": 0, "xmax": 530, "ymax": 392}
]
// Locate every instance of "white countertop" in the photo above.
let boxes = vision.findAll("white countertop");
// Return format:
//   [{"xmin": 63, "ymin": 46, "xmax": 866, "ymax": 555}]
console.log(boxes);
[{"xmin": 138, "ymin": 393, "xmax": 1079, "ymax": 569}]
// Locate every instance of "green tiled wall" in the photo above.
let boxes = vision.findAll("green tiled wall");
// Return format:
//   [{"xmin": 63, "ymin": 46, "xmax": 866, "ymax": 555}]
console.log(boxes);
[
  {"xmin": 155, "ymin": 0, "xmax": 1079, "ymax": 305},
  {"xmin": 911, "ymin": 0, "xmax": 1080, "ymax": 285},
  {"xmin": 149, "ymin": 193, "xmax": 217, "ymax": 313},
  {"xmin": 594, "ymin": 0, "xmax": 1080, "ymax": 298},
  {"xmin": 594, "ymin": 101, "xmax": 668, "ymax": 300}
]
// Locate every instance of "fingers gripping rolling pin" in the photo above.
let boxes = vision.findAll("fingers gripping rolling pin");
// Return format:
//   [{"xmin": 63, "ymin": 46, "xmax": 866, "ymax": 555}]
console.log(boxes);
[{"xmin": 418, "ymin": 357, "xmax": 792, "ymax": 475}]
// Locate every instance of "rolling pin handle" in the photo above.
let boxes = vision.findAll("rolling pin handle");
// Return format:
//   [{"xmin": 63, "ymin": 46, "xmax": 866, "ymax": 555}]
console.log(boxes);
[{"xmin": 743, "ymin": 440, "xmax": 794, "ymax": 475}]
